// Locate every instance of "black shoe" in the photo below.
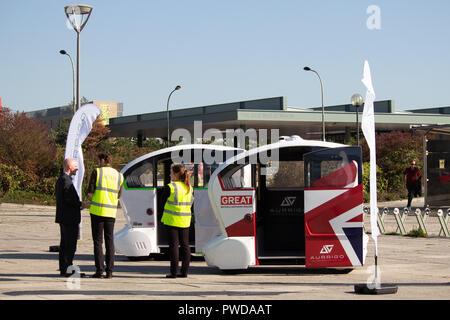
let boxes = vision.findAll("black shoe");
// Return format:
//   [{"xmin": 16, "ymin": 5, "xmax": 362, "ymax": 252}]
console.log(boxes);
[
  {"xmin": 105, "ymin": 272, "xmax": 113, "ymax": 279},
  {"xmin": 176, "ymin": 273, "xmax": 188, "ymax": 278},
  {"xmin": 165, "ymin": 274, "xmax": 177, "ymax": 278},
  {"xmin": 60, "ymin": 269, "xmax": 76, "ymax": 277},
  {"xmin": 60, "ymin": 271, "xmax": 86, "ymax": 278},
  {"xmin": 59, "ymin": 273, "xmax": 72, "ymax": 278},
  {"xmin": 92, "ymin": 273, "xmax": 103, "ymax": 278}
]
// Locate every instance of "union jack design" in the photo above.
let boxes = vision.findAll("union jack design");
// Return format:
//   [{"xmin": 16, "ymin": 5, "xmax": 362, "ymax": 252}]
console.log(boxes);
[{"xmin": 304, "ymin": 162, "xmax": 364, "ymax": 268}]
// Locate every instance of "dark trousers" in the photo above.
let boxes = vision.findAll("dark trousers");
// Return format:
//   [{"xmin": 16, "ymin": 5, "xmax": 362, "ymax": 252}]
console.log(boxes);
[
  {"xmin": 59, "ymin": 223, "xmax": 79, "ymax": 274},
  {"xmin": 166, "ymin": 225, "xmax": 190, "ymax": 276},
  {"xmin": 407, "ymin": 184, "xmax": 415, "ymax": 207},
  {"xmin": 90, "ymin": 214, "xmax": 115, "ymax": 274}
]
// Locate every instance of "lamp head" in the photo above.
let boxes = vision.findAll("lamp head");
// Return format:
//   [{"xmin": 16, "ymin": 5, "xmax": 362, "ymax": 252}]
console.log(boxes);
[
  {"xmin": 303, "ymin": 66, "xmax": 311, "ymax": 71},
  {"xmin": 64, "ymin": 4, "xmax": 93, "ymax": 15},
  {"xmin": 59, "ymin": 50, "xmax": 67, "ymax": 55},
  {"xmin": 64, "ymin": 4, "xmax": 93, "ymax": 32},
  {"xmin": 351, "ymin": 93, "xmax": 364, "ymax": 107},
  {"xmin": 175, "ymin": 85, "xmax": 181, "ymax": 90}
]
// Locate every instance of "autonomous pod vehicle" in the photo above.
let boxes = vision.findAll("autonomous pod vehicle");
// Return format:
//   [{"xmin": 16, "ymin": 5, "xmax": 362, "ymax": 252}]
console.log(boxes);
[
  {"xmin": 203, "ymin": 136, "xmax": 367, "ymax": 271},
  {"xmin": 114, "ymin": 144, "xmax": 244, "ymax": 259}
]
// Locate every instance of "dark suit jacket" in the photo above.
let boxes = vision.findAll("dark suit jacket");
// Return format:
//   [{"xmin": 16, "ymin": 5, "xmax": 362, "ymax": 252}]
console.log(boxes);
[{"xmin": 55, "ymin": 173, "xmax": 82, "ymax": 225}]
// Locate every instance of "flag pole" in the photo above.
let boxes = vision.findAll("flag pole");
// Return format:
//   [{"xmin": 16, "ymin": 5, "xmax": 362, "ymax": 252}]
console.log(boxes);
[
  {"xmin": 354, "ymin": 61, "xmax": 397, "ymax": 295},
  {"xmin": 374, "ymin": 254, "xmax": 378, "ymax": 280}
]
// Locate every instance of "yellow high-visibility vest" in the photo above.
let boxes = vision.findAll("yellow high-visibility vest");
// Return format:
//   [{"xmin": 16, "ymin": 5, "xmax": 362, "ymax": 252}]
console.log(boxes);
[
  {"xmin": 90, "ymin": 167, "xmax": 123, "ymax": 218},
  {"xmin": 161, "ymin": 181, "xmax": 193, "ymax": 228}
]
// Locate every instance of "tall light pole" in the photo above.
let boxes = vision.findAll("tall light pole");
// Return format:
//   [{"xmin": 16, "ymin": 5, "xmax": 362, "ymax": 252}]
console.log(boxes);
[
  {"xmin": 59, "ymin": 50, "xmax": 76, "ymax": 115},
  {"xmin": 303, "ymin": 66, "xmax": 325, "ymax": 141},
  {"xmin": 166, "ymin": 85, "xmax": 181, "ymax": 147},
  {"xmin": 351, "ymin": 93, "xmax": 364, "ymax": 146},
  {"xmin": 64, "ymin": 4, "xmax": 93, "ymax": 113}
]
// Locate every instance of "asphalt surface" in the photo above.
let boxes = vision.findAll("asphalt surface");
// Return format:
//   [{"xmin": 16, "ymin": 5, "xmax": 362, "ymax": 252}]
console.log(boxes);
[{"xmin": 0, "ymin": 200, "xmax": 449, "ymax": 302}]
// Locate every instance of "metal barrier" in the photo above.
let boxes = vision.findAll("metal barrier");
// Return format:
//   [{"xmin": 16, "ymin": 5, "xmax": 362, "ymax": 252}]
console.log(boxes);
[
  {"xmin": 393, "ymin": 208, "xmax": 407, "ymax": 235},
  {"xmin": 362, "ymin": 206, "xmax": 387, "ymax": 234},
  {"xmin": 395, "ymin": 207, "xmax": 409, "ymax": 234},
  {"xmin": 363, "ymin": 206, "xmax": 369, "ymax": 233},
  {"xmin": 363, "ymin": 206, "xmax": 389, "ymax": 233},
  {"xmin": 414, "ymin": 209, "xmax": 428, "ymax": 234},
  {"xmin": 437, "ymin": 209, "xmax": 450, "ymax": 237},
  {"xmin": 378, "ymin": 207, "xmax": 388, "ymax": 234},
  {"xmin": 366, "ymin": 206, "xmax": 450, "ymax": 238}
]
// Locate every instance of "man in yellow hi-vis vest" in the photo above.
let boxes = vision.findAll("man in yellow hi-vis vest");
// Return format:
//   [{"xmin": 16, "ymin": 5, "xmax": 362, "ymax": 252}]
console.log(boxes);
[{"xmin": 88, "ymin": 152, "xmax": 123, "ymax": 279}]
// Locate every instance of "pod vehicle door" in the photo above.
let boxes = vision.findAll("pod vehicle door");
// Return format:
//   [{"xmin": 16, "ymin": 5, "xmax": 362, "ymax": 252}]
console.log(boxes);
[
  {"xmin": 203, "ymin": 137, "xmax": 365, "ymax": 270},
  {"xmin": 114, "ymin": 144, "xmax": 242, "ymax": 258},
  {"xmin": 303, "ymin": 146, "xmax": 364, "ymax": 268}
]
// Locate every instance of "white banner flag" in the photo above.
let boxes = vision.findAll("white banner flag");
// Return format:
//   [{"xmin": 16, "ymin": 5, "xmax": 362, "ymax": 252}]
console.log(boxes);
[
  {"xmin": 361, "ymin": 60, "xmax": 380, "ymax": 256},
  {"xmin": 65, "ymin": 103, "xmax": 102, "ymax": 201}
]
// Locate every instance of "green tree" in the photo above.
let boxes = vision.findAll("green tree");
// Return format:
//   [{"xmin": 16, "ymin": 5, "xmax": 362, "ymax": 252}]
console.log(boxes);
[
  {"xmin": 362, "ymin": 162, "xmax": 388, "ymax": 202},
  {"xmin": 52, "ymin": 117, "xmax": 71, "ymax": 147},
  {"xmin": 361, "ymin": 131, "xmax": 422, "ymax": 200},
  {"xmin": 0, "ymin": 108, "xmax": 57, "ymax": 179},
  {"xmin": 0, "ymin": 108, "xmax": 58, "ymax": 200}
]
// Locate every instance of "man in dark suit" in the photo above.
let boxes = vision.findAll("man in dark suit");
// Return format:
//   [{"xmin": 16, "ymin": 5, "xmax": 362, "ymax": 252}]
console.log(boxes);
[{"xmin": 55, "ymin": 158, "xmax": 82, "ymax": 277}]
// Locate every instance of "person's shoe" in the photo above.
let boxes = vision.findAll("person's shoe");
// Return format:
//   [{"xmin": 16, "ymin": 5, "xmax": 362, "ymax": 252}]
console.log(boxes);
[
  {"xmin": 60, "ymin": 269, "xmax": 77, "ymax": 277},
  {"xmin": 92, "ymin": 272, "xmax": 103, "ymax": 278},
  {"xmin": 59, "ymin": 272, "xmax": 72, "ymax": 277},
  {"xmin": 176, "ymin": 273, "xmax": 188, "ymax": 278},
  {"xmin": 165, "ymin": 274, "xmax": 177, "ymax": 278},
  {"xmin": 104, "ymin": 272, "xmax": 113, "ymax": 279}
]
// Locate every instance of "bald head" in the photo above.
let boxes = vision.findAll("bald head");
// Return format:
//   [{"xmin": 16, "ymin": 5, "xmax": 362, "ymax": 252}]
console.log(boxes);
[{"xmin": 63, "ymin": 158, "xmax": 79, "ymax": 176}]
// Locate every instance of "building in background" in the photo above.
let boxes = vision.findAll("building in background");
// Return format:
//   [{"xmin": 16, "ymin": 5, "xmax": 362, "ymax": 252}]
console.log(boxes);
[
  {"xmin": 18, "ymin": 95, "xmax": 450, "ymax": 147},
  {"xmin": 107, "ymin": 96, "xmax": 450, "ymax": 146},
  {"xmin": 94, "ymin": 100, "xmax": 124, "ymax": 125},
  {"xmin": 413, "ymin": 124, "xmax": 450, "ymax": 208},
  {"xmin": 24, "ymin": 100, "xmax": 123, "ymax": 130}
]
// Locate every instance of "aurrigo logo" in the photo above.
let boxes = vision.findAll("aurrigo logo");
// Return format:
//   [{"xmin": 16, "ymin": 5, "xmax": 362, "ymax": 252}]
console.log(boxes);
[
  {"xmin": 320, "ymin": 245, "xmax": 334, "ymax": 254},
  {"xmin": 280, "ymin": 196, "xmax": 296, "ymax": 207}
]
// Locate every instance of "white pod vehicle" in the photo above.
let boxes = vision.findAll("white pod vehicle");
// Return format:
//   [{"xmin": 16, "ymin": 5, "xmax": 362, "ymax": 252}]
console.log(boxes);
[
  {"xmin": 114, "ymin": 144, "xmax": 244, "ymax": 259},
  {"xmin": 203, "ymin": 136, "xmax": 367, "ymax": 271}
]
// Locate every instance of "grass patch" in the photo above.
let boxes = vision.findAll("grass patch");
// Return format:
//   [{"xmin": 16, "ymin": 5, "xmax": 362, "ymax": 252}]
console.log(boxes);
[
  {"xmin": 0, "ymin": 190, "xmax": 55, "ymax": 206},
  {"xmin": 406, "ymin": 228, "xmax": 428, "ymax": 238}
]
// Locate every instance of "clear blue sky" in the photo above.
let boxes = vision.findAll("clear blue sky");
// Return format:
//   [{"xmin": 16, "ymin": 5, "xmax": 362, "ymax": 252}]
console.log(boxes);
[{"xmin": 1, "ymin": 0, "xmax": 449, "ymax": 115}]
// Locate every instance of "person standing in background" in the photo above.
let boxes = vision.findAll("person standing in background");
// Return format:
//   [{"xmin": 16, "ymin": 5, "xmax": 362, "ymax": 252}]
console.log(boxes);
[{"xmin": 403, "ymin": 160, "xmax": 421, "ymax": 210}]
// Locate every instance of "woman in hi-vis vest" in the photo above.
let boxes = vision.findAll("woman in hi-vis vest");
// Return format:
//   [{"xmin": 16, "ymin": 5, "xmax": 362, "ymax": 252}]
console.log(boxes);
[{"xmin": 160, "ymin": 164, "xmax": 194, "ymax": 278}]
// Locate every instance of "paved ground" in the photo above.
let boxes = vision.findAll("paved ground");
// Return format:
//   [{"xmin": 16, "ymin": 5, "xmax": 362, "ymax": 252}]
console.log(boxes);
[{"xmin": 0, "ymin": 200, "xmax": 449, "ymax": 301}]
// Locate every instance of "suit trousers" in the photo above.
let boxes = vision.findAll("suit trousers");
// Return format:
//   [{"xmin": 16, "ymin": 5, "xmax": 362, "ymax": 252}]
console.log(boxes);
[
  {"xmin": 166, "ymin": 225, "xmax": 190, "ymax": 276},
  {"xmin": 59, "ymin": 223, "xmax": 79, "ymax": 274},
  {"xmin": 90, "ymin": 214, "xmax": 115, "ymax": 274}
]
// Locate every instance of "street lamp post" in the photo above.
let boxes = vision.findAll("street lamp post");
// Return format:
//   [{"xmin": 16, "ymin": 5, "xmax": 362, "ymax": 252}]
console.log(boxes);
[
  {"xmin": 166, "ymin": 85, "xmax": 181, "ymax": 147},
  {"xmin": 303, "ymin": 66, "xmax": 325, "ymax": 141},
  {"xmin": 64, "ymin": 4, "xmax": 93, "ymax": 113},
  {"xmin": 59, "ymin": 50, "xmax": 76, "ymax": 115},
  {"xmin": 351, "ymin": 93, "xmax": 364, "ymax": 145}
]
